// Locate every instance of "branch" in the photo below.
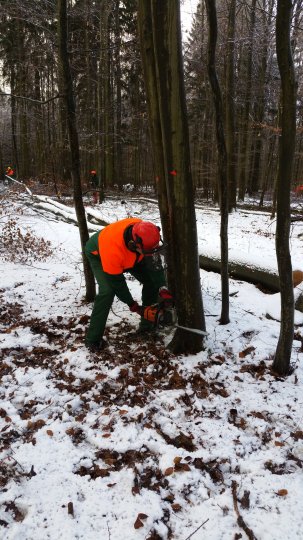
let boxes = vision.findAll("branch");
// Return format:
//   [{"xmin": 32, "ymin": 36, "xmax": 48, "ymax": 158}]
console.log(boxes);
[
  {"xmin": 5, "ymin": 176, "xmax": 32, "ymax": 196},
  {"xmin": 184, "ymin": 519, "xmax": 209, "ymax": 540},
  {"xmin": 232, "ymin": 481, "xmax": 257, "ymax": 540},
  {"xmin": 0, "ymin": 92, "xmax": 62, "ymax": 105}
]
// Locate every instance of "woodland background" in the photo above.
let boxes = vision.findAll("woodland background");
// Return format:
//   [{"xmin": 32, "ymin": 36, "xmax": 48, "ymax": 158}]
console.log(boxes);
[{"xmin": 1, "ymin": 0, "xmax": 303, "ymax": 204}]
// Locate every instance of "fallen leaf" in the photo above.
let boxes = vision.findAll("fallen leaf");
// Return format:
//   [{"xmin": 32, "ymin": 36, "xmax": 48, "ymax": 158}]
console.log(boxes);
[
  {"xmin": 134, "ymin": 516, "xmax": 144, "ymax": 529},
  {"xmin": 171, "ymin": 503, "xmax": 182, "ymax": 512},
  {"xmin": 239, "ymin": 346, "xmax": 255, "ymax": 358},
  {"xmin": 291, "ymin": 431, "xmax": 303, "ymax": 441},
  {"xmin": 164, "ymin": 467, "xmax": 174, "ymax": 476},
  {"xmin": 95, "ymin": 374, "xmax": 107, "ymax": 381},
  {"xmin": 275, "ymin": 441, "xmax": 285, "ymax": 447},
  {"xmin": 46, "ymin": 430, "xmax": 54, "ymax": 437},
  {"xmin": 276, "ymin": 489, "xmax": 288, "ymax": 496},
  {"xmin": 250, "ymin": 411, "xmax": 267, "ymax": 421}
]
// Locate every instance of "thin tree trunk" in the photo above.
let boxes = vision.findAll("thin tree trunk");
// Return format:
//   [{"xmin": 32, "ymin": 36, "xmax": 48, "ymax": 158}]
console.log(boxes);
[
  {"xmin": 205, "ymin": 0, "xmax": 229, "ymax": 325},
  {"xmin": 10, "ymin": 68, "xmax": 19, "ymax": 176},
  {"xmin": 237, "ymin": 0, "xmax": 257, "ymax": 201},
  {"xmin": 272, "ymin": 0, "xmax": 296, "ymax": 375},
  {"xmin": 225, "ymin": 0, "xmax": 236, "ymax": 211},
  {"xmin": 57, "ymin": 0, "xmax": 95, "ymax": 301}
]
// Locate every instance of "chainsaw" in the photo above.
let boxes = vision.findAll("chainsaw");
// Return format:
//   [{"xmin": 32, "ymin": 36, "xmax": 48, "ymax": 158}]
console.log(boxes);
[{"xmin": 142, "ymin": 300, "xmax": 208, "ymax": 337}]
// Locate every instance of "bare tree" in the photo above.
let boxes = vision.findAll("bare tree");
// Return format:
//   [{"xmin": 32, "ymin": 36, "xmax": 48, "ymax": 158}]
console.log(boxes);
[
  {"xmin": 57, "ymin": 0, "xmax": 95, "ymax": 301},
  {"xmin": 205, "ymin": 0, "xmax": 229, "ymax": 325},
  {"xmin": 272, "ymin": 0, "xmax": 296, "ymax": 375}
]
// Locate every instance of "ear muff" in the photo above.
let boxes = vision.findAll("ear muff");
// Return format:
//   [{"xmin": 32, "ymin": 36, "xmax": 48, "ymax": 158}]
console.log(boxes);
[
  {"xmin": 128, "ymin": 240, "xmax": 138, "ymax": 251},
  {"xmin": 133, "ymin": 234, "xmax": 143, "ymax": 246}
]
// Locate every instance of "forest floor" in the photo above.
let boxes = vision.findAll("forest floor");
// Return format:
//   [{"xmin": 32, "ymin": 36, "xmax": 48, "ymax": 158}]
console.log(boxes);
[{"xmin": 1, "ymin": 186, "xmax": 303, "ymax": 540}]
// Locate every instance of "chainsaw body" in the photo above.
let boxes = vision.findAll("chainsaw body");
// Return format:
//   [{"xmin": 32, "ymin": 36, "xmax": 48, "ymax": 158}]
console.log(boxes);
[
  {"xmin": 142, "ymin": 300, "xmax": 208, "ymax": 337},
  {"xmin": 142, "ymin": 300, "xmax": 177, "ymax": 328}
]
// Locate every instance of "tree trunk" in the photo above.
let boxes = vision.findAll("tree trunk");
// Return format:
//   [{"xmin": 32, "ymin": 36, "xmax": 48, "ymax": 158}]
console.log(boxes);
[
  {"xmin": 237, "ymin": 0, "xmax": 257, "ymax": 201},
  {"xmin": 139, "ymin": 0, "xmax": 206, "ymax": 354},
  {"xmin": 137, "ymin": 0, "xmax": 174, "ymax": 288},
  {"xmin": 114, "ymin": 0, "xmax": 122, "ymax": 184},
  {"xmin": 225, "ymin": 0, "xmax": 237, "ymax": 211},
  {"xmin": 57, "ymin": 0, "xmax": 95, "ymax": 301},
  {"xmin": 205, "ymin": 0, "xmax": 229, "ymax": 324},
  {"xmin": 10, "ymin": 68, "xmax": 19, "ymax": 176},
  {"xmin": 272, "ymin": 0, "xmax": 296, "ymax": 375},
  {"xmin": 100, "ymin": 1, "xmax": 114, "ymax": 188}
]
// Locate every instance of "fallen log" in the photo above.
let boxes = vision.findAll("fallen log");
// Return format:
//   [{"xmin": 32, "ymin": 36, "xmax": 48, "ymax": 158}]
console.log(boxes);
[
  {"xmin": 199, "ymin": 255, "xmax": 280, "ymax": 292},
  {"xmin": 25, "ymin": 193, "xmax": 282, "ymax": 293}
]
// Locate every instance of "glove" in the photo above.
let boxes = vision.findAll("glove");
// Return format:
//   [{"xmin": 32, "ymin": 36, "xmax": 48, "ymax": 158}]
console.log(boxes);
[
  {"xmin": 129, "ymin": 301, "xmax": 144, "ymax": 316},
  {"xmin": 159, "ymin": 287, "xmax": 174, "ymax": 308},
  {"xmin": 159, "ymin": 287, "xmax": 173, "ymax": 300}
]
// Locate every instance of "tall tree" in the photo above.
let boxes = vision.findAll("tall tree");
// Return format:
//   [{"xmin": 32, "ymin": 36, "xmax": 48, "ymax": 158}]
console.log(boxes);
[
  {"xmin": 57, "ymin": 0, "xmax": 95, "ymax": 301},
  {"xmin": 225, "ymin": 0, "xmax": 236, "ymax": 211},
  {"xmin": 272, "ymin": 0, "xmax": 296, "ymax": 375},
  {"xmin": 137, "ymin": 0, "xmax": 174, "ymax": 288},
  {"xmin": 237, "ymin": 0, "xmax": 257, "ymax": 201},
  {"xmin": 138, "ymin": 0, "xmax": 206, "ymax": 354},
  {"xmin": 205, "ymin": 0, "xmax": 229, "ymax": 324}
]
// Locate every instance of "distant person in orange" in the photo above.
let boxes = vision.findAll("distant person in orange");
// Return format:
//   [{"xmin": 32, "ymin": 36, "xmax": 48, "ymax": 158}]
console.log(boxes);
[
  {"xmin": 89, "ymin": 170, "xmax": 99, "ymax": 204},
  {"xmin": 4, "ymin": 166, "xmax": 15, "ymax": 185},
  {"xmin": 294, "ymin": 183, "xmax": 303, "ymax": 194},
  {"xmin": 6, "ymin": 166, "xmax": 14, "ymax": 177}
]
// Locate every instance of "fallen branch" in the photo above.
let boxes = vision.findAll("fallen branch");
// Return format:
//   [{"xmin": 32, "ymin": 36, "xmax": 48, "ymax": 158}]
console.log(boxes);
[
  {"xmin": 1, "ymin": 91, "xmax": 61, "ymax": 105},
  {"xmin": 232, "ymin": 480, "xmax": 257, "ymax": 540},
  {"xmin": 67, "ymin": 501, "xmax": 74, "ymax": 517},
  {"xmin": 5, "ymin": 176, "xmax": 32, "ymax": 196},
  {"xmin": 184, "ymin": 518, "xmax": 209, "ymax": 540}
]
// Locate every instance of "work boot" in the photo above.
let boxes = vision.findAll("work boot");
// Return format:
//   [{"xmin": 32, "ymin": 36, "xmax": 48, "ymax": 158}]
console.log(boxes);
[{"xmin": 85, "ymin": 338, "xmax": 107, "ymax": 352}]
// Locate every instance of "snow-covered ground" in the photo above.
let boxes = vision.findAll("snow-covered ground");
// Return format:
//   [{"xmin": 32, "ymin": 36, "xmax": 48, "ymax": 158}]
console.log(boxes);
[{"xmin": 1, "ymin": 190, "xmax": 303, "ymax": 540}]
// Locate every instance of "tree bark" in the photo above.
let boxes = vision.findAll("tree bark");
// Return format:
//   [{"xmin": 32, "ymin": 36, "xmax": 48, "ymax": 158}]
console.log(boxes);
[
  {"xmin": 57, "ymin": 0, "xmax": 95, "ymax": 301},
  {"xmin": 272, "ymin": 0, "xmax": 296, "ymax": 375}
]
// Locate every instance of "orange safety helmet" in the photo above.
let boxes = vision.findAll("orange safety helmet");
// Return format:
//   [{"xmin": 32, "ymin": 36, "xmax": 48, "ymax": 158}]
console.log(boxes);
[
  {"xmin": 90, "ymin": 170, "xmax": 96, "ymax": 175},
  {"xmin": 132, "ymin": 221, "xmax": 161, "ymax": 253}
]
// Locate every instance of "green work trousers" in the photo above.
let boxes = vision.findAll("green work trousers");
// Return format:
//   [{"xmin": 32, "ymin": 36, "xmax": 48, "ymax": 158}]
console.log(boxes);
[{"xmin": 85, "ymin": 251, "xmax": 163, "ymax": 345}]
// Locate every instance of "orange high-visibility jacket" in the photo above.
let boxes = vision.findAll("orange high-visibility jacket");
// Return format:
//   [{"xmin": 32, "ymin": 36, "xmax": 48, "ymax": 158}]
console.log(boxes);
[{"xmin": 96, "ymin": 217, "xmax": 144, "ymax": 275}]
